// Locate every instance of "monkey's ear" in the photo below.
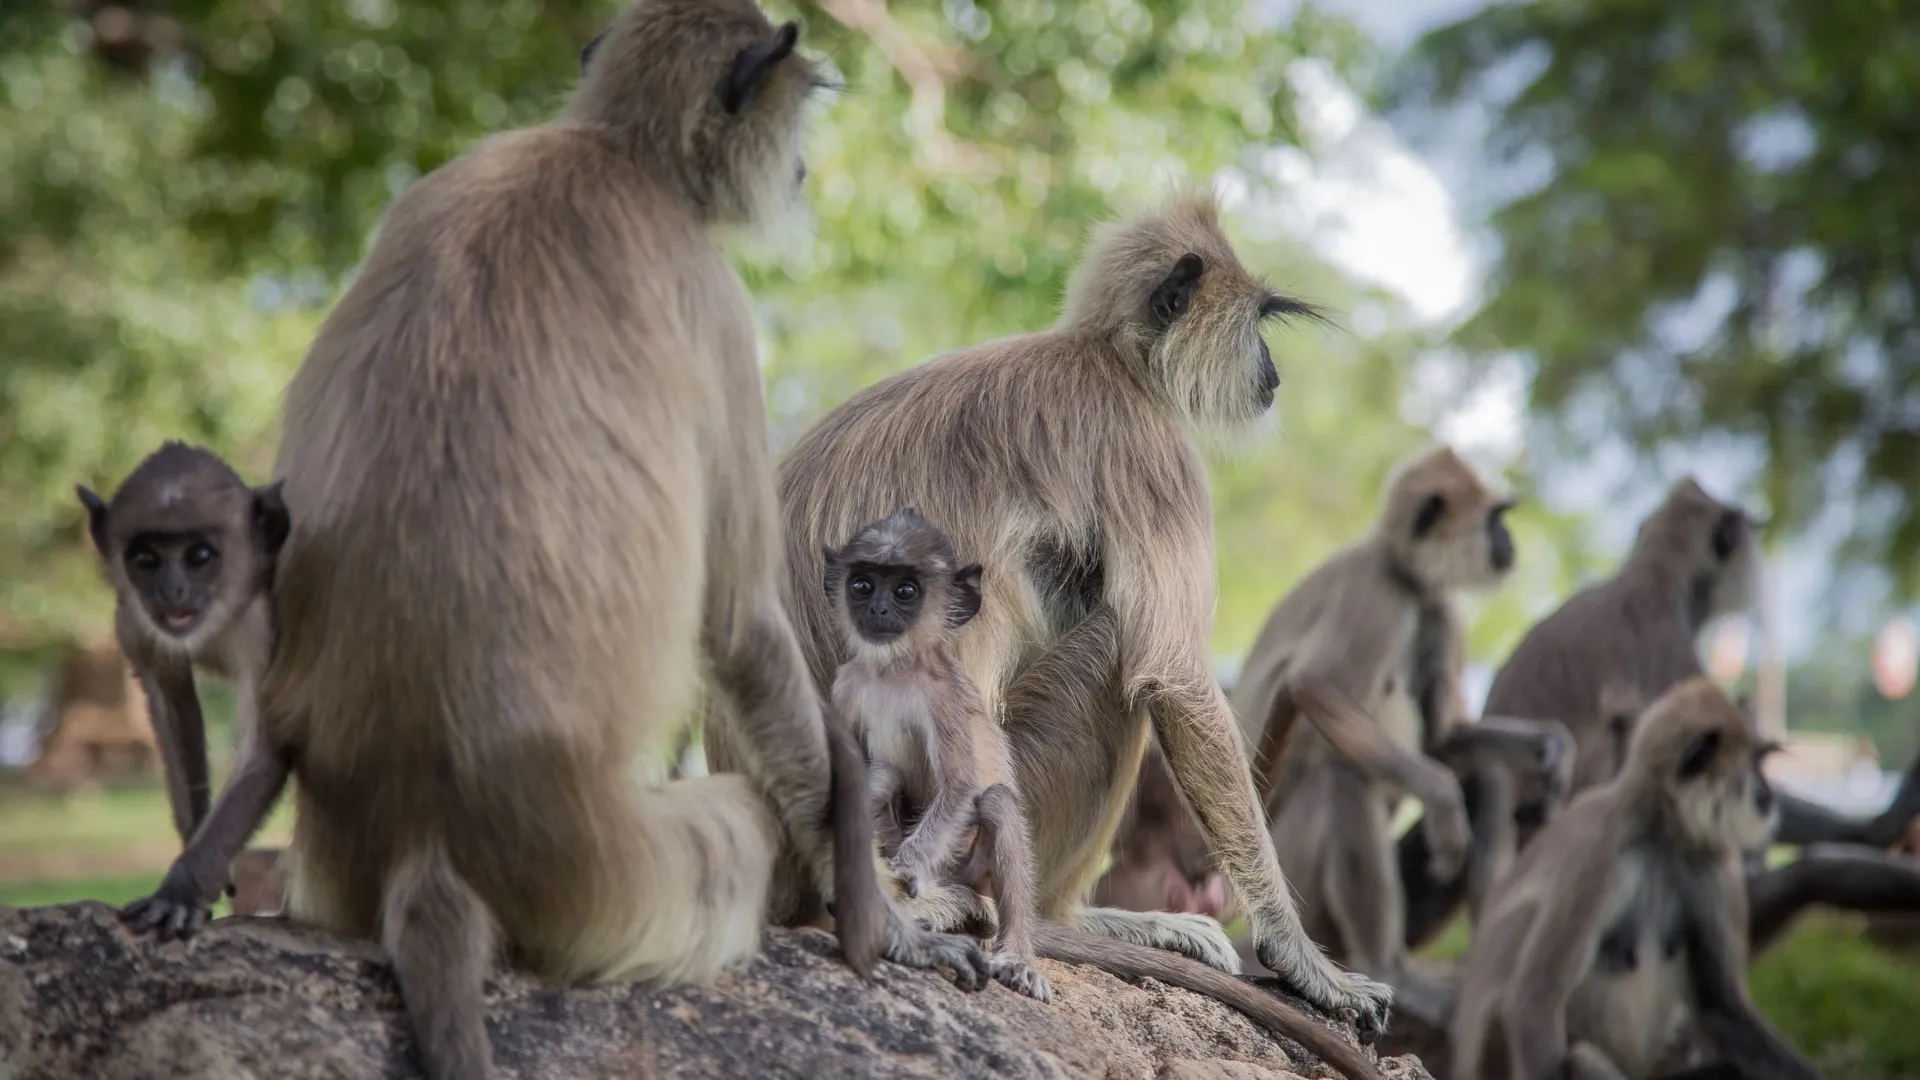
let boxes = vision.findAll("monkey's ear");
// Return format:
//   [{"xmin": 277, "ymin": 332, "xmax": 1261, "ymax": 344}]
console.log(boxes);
[
  {"xmin": 1412, "ymin": 493, "xmax": 1447, "ymax": 539},
  {"xmin": 254, "ymin": 481, "xmax": 292, "ymax": 556},
  {"xmin": 947, "ymin": 563, "xmax": 984, "ymax": 629},
  {"xmin": 579, "ymin": 28, "xmax": 607, "ymax": 76},
  {"xmin": 821, "ymin": 544, "xmax": 841, "ymax": 599},
  {"xmin": 1710, "ymin": 510, "xmax": 1743, "ymax": 562},
  {"xmin": 75, "ymin": 485, "xmax": 110, "ymax": 557},
  {"xmin": 1679, "ymin": 729, "xmax": 1721, "ymax": 779},
  {"xmin": 1148, "ymin": 253, "xmax": 1204, "ymax": 329},
  {"xmin": 722, "ymin": 20, "xmax": 799, "ymax": 115}
]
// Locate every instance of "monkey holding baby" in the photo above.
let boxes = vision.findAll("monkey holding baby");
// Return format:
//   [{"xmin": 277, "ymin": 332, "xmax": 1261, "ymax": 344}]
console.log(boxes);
[{"xmin": 823, "ymin": 507, "xmax": 1388, "ymax": 1079}]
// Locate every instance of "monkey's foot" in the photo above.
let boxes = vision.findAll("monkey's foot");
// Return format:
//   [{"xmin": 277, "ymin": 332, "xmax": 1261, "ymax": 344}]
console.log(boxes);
[
  {"xmin": 989, "ymin": 954, "xmax": 1053, "ymax": 1003},
  {"xmin": 122, "ymin": 876, "xmax": 214, "ymax": 943},
  {"xmin": 1073, "ymin": 908, "xmax": 1241, "ymax": 974},
  {"xmin": 1254, "ymin": 938, "xmax": 1394, "ymax": 1043},
  {"xmin": 881, "ymin": 910, "xmax": 991, "ymax": 991}
]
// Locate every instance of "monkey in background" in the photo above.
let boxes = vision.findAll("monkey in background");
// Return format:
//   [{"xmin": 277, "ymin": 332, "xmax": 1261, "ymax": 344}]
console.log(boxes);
[
  {"xmin": 1229, "ymin": 445, "xmax": 1571, "ymax": 1024},
  {"xmin": 777, "ymin": 192, "xmax": 1397, "ymax": 1036},
  {"xmin": 1452, "ymin": 475, "xmax": 1920, "ymax": 954},
  {"xmin": 826, "ymin": 511, "xmax": 1388, "ymax": 1079},
  {"xmin": 76, "ymin": 441, "xmax": 288, "ymax": 863},
  {"xmin": 1450, "ymin": 677, "xmax": 1819, "ymax": 1080},
  {"xmin": 127, "ymin": 5, "xmax": 986, "ymax": 1077},
  {"xmin": 827, "ymin": 509, "xmax": 1051, "ymax": 1001}
]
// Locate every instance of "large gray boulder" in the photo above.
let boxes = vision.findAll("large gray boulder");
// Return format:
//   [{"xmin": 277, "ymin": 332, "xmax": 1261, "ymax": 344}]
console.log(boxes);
[{"xmin": 0, "ymin": 902, "xmax": 1432, "ymax": 1079}]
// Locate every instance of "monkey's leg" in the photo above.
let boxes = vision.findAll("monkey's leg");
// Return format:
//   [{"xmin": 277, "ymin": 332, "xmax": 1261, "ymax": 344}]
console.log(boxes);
[
  {"xmin": 1319, "ymin": 765, "xmax": 1452, "ymax": 1027},
  {"xmin": 868, "ymin": 758, "xmax": 907, "ymax": 859},
  {"xmin": 1150, "ymin": 675, "xmax": 1397, "ymax": 1034},
  {"xmin": 709, "ymin": 603, "xmax": 988, "ymax": 987},
  {"xmin": 123, "ymin": 732, "xmax": 291, "ymax": 940},
  {"xmin": 1565, "ymin": 1042, "xmax": 1635, "ymax": 1080},
  {"xmin": 382, "ymin": 841, "xmax": 497, "ymax": 1080},
  {"xmin": 1745, "ymin": 844, "xmax": 1920, "ymax": 954},
  {"xmin": 973, "ymin": 782, "xmax": 1052, "ymax": 1002},
  {"xmin": 134, "ymin": 661, "xmax": 212, "ymax": 844},
  {"xmin": 1399, "ymin": 755, "xmax": 1518, "ymax": 950}
]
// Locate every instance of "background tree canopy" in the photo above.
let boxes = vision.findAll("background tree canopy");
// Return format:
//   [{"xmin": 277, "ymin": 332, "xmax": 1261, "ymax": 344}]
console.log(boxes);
[
  {"xmin": 0, "ymin": 0, "xmax": 1602, "ymax": 691},
  {"xmin": 1389, "ymin": 1, "xmax": 1920, "ymax": 591}
]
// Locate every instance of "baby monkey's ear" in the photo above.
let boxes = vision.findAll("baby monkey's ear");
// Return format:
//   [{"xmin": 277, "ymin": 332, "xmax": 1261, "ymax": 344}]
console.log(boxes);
[{"xmin": 947, "ymin": 564, "xmax": 984, "ymax": 629}]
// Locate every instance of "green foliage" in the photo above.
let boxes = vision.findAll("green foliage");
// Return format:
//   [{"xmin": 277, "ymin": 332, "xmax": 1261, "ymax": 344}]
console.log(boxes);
[
  {"xmin": 0, "ymin": 0, "xmax": 1585, "ymax": 679},
  {"xmin": 1749, "ymin": 916, "xmax": 1920, "ymax": 1080},
  {"xmin": 1392, "ymin": 2, "xmax": 1920, "ymax": 590}
]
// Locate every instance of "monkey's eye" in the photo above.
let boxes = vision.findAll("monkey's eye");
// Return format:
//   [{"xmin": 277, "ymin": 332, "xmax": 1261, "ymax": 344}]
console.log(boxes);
[
  {"xmin": 185, "ymin": 543, "xmax": 218, "ymax": 568},
  {"xmin": 126, "ymin": 547, "xmax": 160, "ymax": 572},
  {"xmin": 849, "ymin": 577, "xmax": 873, "ymax": 597},
  {"xmin": 893, "ymin": 581, "xmax": 918, "ymax": 602}
]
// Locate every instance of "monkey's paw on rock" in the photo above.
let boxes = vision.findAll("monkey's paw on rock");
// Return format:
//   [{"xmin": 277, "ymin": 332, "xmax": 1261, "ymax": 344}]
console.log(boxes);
[{"xmin": 0, "ymin": 902, "xmax": 1432, "ymax": 1080}]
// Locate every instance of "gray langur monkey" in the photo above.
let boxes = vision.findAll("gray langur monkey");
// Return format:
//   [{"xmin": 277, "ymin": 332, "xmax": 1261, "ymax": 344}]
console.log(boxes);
[
  {"xmin": 776, "ymin": 192, "xmax": 1397, "ymax": 1037},
  {"xmin": 1449, "ymin": 676, "xmax": 1819, "ymax": 1080},
  {"xmin": 826, "ymin": 508, "xmax": 1052, "ymax": 1002},
  {"xmin": 76, "ymin": 441, "xmax": 289, "ymax": 916},
  {"xmin": 1453, "ymin": 475, "xmax": 1920, "ymax": 955},
  {"xmin": 826, "ymin": 509, "xmax": 1389, "ymax": 1080},
  {"xmin": 1230, "ymin": 444, "xmax": 1569, "ymax": 1023},
  {"xmin": 131, "ymin": 4, "xmax": 987, "ymax": 1078}
]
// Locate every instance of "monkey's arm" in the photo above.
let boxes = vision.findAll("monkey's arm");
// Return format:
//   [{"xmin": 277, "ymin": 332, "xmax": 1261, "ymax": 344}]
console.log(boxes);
[
  {"xmin": 886, "ymin": 710, "xmax": 980, "ymax": 895},
  {"xmin": 123, "ymin": 727, "xmax": 292, "ymax": 940},
  {"xmin": 134, "ymin": 657, "xmax": 213, "ymax": 845},
  {"xmin": 1433, "ymin": 715, "xmax": 1576, "ymax": 801},
  {"xmin": 1680, "ymin": 866, "xmax": 1820, "ymax": 1080},
  {"xmin": 1499, "ymin": 846, "xmax": 1616, "ymax": 1080},
  {"xmin": 1287, "ymin": 680, "xmax": 1471, "ymax": 877}
]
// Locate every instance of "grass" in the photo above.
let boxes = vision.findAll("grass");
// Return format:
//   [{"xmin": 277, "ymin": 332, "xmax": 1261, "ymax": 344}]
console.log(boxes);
[{"xmin": 4, "ymin": 781, "xmax": 1916, "ymax": 1078}]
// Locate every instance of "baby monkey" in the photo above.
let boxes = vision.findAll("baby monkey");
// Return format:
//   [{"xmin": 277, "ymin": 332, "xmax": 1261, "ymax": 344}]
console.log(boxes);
[
  {"xmin": 825, "ymin": 509, "xmax": 1051, "ymax": 1002},
  {"xmin": 77, "ymin": 442, "xmax": 289, "ymax": 933}
]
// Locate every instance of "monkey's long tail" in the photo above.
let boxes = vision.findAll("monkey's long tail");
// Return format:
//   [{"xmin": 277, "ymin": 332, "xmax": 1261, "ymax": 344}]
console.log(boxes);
[{"xmin": 1031, "ymin": 924, "xmax": 1383, "ymax": 1080}]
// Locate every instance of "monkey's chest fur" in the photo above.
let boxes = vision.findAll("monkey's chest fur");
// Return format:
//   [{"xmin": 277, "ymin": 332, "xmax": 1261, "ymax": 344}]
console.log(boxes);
[{"xmin": 1564, "ymin": 848, "xmax": 1696, "ymax": 1076}]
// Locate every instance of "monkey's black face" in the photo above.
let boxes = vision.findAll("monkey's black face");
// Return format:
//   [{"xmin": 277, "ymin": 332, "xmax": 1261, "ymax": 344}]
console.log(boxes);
[
  {"xmin": 842, "ymin": 563, "xmax": 924, "ymax": 643},
  {"xmin": 1255, "ymin": 337, "xmax": 1280, "ymax": 411},
  {"xmin": 1487, "ymin": 503, "xmax": 1515, "ymax": 573},
  {"xmin": 121, "ymin": 532, "xmax": 225, "ymax": 638}
]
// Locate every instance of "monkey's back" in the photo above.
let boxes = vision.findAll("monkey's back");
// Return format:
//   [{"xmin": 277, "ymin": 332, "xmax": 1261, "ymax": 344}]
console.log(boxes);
[{"xmin": 264, "ymin": 125, "xmax": 746, "ymax": 943}]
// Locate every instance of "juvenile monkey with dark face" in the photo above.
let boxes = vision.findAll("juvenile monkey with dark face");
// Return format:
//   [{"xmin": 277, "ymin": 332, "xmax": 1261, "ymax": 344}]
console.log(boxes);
[
  {"xmin": 1229, "ymin": 445, "xmax": 1568, "ymax": 1022},
  {"xmin": 779, "ymin": 193, "xmax": 1397, "ymax": 1036},
  {"xmin": 826, "ymin": 508, "xmax": 1051, "ymax": 1001},
  {"xmin": 1450, "ymin": 677, "xmax": 1818, "ymax": 1080},
  {"xmin": 76, "ymin": 441, "xmax": 289, "ymax": 861},
  {"xmin": 117, "ymin": 5, "xmax": 987, "ymax": 1078},
  {"xmin": 825, "ymin": 511, "xmax": 1388, "ymax": 1079}
]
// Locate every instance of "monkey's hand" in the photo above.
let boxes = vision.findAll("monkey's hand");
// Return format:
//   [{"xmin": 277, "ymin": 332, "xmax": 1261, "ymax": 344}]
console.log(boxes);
[
  {"xmin": 1533, "ymin": 721, "xmax": 1575, "ymax": 807},
  {"xmin": 121, "ymin": 860, "xmax": 218, "ymax": 942},
  {"xmin": 989, "ymin": 954, "xmax": 1054, "ymax": 1003},
  {"xmin": 881, "ymin": 902, "xmax": 992, "ymax": 991},
  {"xmin": 1420, "ymin": 779, "xmax": 1473, "ymax": 881}
]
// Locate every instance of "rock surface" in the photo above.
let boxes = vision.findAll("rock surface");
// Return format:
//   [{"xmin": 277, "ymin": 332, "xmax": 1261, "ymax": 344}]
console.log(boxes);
[{"xmin": 0, "ymin": 902, "xmax": 1432, "ymax": 1080}]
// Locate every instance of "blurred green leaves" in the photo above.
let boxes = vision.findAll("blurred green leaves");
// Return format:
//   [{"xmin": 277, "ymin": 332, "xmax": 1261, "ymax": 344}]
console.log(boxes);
[{"xmin": 1392, "ymin": 2, "xmax": 1920, "ymax": 590}]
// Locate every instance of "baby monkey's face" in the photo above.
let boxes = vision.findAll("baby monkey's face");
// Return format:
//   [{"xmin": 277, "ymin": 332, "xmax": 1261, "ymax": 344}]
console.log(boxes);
[{"xmin": 841, "ymin": 561, "xmax": 926, "ymax": 643}]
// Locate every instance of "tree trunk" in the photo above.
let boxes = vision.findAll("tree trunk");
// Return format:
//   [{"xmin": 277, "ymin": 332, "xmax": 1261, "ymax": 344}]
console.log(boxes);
[{"xmin": 25, "ymin": 638, "xmax": 158, "ymax": 790}]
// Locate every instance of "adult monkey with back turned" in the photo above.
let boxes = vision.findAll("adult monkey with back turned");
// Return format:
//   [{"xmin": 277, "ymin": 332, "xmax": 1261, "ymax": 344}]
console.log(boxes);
[
  {"xmin": 1400, "ymin": 476, "xmax": 1920, "ymax": 953},
  {"xmin": 140, "ymin": 4, "xmax": 987, "ymax": 1078},
  {"xmin": 776, "ymin": 192, "xmax": 1397, "ymax": 1035}
]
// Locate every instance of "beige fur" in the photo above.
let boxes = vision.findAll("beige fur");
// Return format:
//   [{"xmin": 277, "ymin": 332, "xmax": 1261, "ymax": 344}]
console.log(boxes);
[
  {"xmin": 252, "ymin": 3, "xmax": 979, "ymax": 1077},
  {"xmin": 774, "ymin": 191, "xmax": 1395, "ymax": 1033},
  {"xmin": 1449, "ymin": 677, "xmax": 1813, "ymax": 1080}
]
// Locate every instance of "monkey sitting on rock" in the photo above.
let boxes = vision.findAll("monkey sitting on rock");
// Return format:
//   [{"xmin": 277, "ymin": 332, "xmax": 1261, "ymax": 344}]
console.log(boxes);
[
  {"xmin": 825, "ymin": 508, "xmax": 1388, "ymax": 1080},
  {"xmin": 1450, "ymin": 676, "xmax": 1819, "ymax": 1080}
]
